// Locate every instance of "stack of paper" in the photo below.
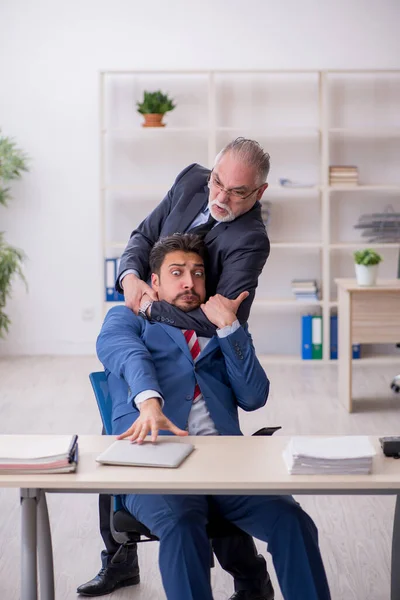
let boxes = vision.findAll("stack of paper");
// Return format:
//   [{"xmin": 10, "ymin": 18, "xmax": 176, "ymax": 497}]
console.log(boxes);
[
  {"xmin": 283, "ymin": 436, "xmax": 376, "ymax": 475},
  {"xmin": 0, "ymin": 435, "xmax": 78, "ymax": 474}
]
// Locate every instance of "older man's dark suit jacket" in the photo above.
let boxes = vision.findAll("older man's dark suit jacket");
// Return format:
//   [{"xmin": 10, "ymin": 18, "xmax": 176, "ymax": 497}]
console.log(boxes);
[{"xmin": 117, "ymin": 163, "xmax": 270, "ymax": 337}]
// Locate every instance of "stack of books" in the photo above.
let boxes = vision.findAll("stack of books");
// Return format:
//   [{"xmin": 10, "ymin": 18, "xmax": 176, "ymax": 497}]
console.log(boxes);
[
  {"xmin": 283, "ymin": 436, "xmax": 376, "ymax": 475},
  {"xmin": 292, "ymin": 279, "xmax": 319, "ymax": 302},
  {"xmin": 0, "ymin": 435, "xmax": 78, "ymax": 474},
  {"xmin": 329, "ymin": 166, "xmax": 358, "ymax": 186}
]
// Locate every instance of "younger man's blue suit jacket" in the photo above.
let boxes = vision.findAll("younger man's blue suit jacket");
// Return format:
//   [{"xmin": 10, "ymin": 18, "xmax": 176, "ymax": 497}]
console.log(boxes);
[{"xmin": 96, "ymin": 306, "xmax": 270, "ymax": 436}]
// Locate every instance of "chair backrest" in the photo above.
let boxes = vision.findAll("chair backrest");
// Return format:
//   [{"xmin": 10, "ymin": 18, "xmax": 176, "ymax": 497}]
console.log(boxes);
[
  {"xmin": 89, "ymin": 371, "xmax": 126, "ymax": 514},
  {"xmin": 89, "ymin": 371, "xmax": 113, "ymax": 435}
]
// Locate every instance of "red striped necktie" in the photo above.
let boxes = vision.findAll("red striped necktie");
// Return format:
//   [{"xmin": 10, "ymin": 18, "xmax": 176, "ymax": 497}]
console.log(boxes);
[{"xmin": 183, "ymin": 329, "xmax": 202, "ymax": 404}]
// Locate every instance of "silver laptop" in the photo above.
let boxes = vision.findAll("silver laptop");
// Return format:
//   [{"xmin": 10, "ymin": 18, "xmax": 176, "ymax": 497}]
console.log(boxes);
[{"xmin": 96, "ymin": 440, "xmax": 195, "ymax": 468}]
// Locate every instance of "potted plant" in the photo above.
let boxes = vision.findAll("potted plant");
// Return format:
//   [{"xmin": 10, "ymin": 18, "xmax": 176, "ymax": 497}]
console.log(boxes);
[
  {"xmin": 136, "ymin": 90, "xmax": 176, "ymax": 128},
  {"xmin": 0, "ymin": 130, "xmax": 28, "ymax": 337},
  {"xmin": 353, "ymin": 248, "xmax": 383, "ymax": 286}
]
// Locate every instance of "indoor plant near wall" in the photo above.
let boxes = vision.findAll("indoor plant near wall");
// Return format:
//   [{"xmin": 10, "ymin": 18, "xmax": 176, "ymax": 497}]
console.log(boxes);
[
  {"xmin": 136, "ymin": 90, "xmax": 176, "ymax": 127},
  {"xmin": 354, "ymin": 248, "xmax": 383, "ymax": 286},
  {"xmin": 0, "ymin": 130, "xmax": 28, "ymax": 337}
]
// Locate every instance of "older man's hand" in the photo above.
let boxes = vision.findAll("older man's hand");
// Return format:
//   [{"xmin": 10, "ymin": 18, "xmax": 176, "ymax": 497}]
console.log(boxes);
[
  {"xmin": 117, "ymin": 398, "xmax": 188, "ymax": 444},
  {"xmin": 122, "ymin": 274, "xmax": 158, "ymax": 314}
]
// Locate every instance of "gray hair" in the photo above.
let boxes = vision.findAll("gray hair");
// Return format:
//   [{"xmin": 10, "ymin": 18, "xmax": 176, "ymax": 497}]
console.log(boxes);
[{"xmin": 214, "ymin": 137, "xmax": 270, "ymax": 184}]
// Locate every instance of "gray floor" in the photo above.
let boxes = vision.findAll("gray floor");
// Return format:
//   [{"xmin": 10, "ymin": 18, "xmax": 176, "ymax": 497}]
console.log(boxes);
[{"xmin": 1, "ymin": 355, "xmax": 400, "ymax": 599}]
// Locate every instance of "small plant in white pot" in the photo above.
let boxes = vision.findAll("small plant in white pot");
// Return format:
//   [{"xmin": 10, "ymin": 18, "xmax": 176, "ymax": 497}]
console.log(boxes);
[{"xmin": 354, "ymin": 248, "xmax": 383, "ymax": 286}]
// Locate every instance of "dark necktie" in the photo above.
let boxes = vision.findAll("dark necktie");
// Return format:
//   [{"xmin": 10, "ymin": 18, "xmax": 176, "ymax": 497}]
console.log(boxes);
[{"xmin": 189, "ymin": 213, "xmax": 217, "ymax": 237}]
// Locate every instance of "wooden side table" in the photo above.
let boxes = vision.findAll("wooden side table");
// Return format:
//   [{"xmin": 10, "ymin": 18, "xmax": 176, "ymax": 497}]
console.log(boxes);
[{"xmin": 335, "ymin": 279, "xmax": 400, "ymax": 412}]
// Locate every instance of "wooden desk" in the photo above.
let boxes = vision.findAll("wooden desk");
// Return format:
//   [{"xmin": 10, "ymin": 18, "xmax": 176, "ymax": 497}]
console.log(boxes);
[
  {"xmin": 2, "ymin": 434, "xmax": 400, "ymax": 600},
  {"xmin": 336, "ymin": 279, "xmax": 400, "ymax": 412}
]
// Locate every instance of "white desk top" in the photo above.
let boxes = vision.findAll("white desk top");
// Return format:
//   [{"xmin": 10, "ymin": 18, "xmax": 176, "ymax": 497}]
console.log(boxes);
[
  {"xmin": 1, "ymin": 435, "xmax": 400, "ymax": 495},
  {"xmin": 335, "ymin": 278, "xmax": 400, "ymax": 292}
]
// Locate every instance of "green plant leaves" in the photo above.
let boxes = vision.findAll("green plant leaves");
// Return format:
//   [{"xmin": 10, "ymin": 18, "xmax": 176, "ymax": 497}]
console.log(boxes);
[
  {"xmin": 136, "ymin": 90, "xmax": 176, "ymax": 115},
  {"xmin": 0, "ymin": 130, "xmax": 29, "ymax": 335},
  {"xmin": 0, "ymin": 233, "xmax": 26, "ymax": 337},
  {"xmin": 0, "ymin": 131, "xmax": 29, "ymax": 206},
  {"xmin": 354, "ymin": 248, "xmax": 383, "ymax": 266}
]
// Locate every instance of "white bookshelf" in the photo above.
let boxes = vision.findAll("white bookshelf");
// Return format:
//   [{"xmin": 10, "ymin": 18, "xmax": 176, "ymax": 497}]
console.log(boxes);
[{"xmin": 100, "ymin": 69, "xmax": 400, "ymax": 364}]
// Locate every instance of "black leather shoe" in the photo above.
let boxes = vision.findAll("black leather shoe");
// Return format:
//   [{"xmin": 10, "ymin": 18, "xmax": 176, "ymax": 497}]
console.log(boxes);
[
  {"xmin": 76, "ymin": 566, "xmax": 140, "ymax": 596},
  {"xmin": 228, "ymin": 576, "xmax": 274, "ymax": 600}
]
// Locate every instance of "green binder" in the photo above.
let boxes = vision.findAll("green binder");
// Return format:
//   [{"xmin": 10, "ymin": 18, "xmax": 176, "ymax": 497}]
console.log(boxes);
[{"xmin": 311, "ymin": 315, "xmax": 323, "ymax": 359}]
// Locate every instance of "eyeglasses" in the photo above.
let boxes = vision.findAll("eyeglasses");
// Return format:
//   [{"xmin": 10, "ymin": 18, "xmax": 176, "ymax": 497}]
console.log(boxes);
[{"xmin": 207, "ymin": 171, "xmax": 264, "ymax": 201}]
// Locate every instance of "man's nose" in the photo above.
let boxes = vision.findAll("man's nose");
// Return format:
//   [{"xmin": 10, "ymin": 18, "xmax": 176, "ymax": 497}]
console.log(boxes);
[
  {"xmin": 217, "ymin": 189, "xmax": 230, "ymax": 204},
  {"xmin": 182, "ymin": 273, "xmax": 195, "ymax": 288}
]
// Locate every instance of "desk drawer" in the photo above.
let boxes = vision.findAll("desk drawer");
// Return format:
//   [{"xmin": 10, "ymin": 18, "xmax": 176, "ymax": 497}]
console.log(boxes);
[{"xmin": 351, "ymin": 291, "xmax": 400, "ymax": 343}]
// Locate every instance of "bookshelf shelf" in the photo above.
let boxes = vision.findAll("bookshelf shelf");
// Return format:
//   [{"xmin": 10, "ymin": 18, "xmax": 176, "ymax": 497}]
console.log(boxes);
[
  {"xmin": 329, "ymin": 128, "xmax": 400, "ymax": 138},
  {"xmin": 328, "ymin": 185, "xmax": 400, "ymax": 192},
  {"xmin": 253, "ymin": 299, "xmax": 323, "ymax": 308},
  {"xmin": 267, "ymin": 185, "xmax": 321, "ymax": 194},
  {"xmin": 270, "ymin": 242, "xmax": 322, "ymax": 249},
  {"xmin": 330, "ymin": 243, "xmax": 400, "ymax": 250},
  {"xmin": 101, "ymin": 69, "xmax": 400, "ymax": 362},
  {"xmin": 259, "ymin": 355, "xmax": 400, "ymax": 365},
  {"xmin": 104, "ymin": 184, "xmax": 167, "ymax": 192},
  {"xmin": 216, "ymin": 127, "xmax": 320, "ymax": 138},
  {"xmin": 102, "ymin": 127, "xmax": 208, "ymax": 135}
]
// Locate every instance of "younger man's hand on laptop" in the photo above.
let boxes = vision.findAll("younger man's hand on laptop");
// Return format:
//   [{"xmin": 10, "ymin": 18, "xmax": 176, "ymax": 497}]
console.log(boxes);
[{"xmin": 117, "ymin": 398, "xmax": 188, "ymax": 444}]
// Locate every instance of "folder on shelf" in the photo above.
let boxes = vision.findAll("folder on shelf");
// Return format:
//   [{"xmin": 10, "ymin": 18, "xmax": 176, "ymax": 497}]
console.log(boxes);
[
  {"xmin": 301, "ymin": 315, "xmax": 313, "ymax": 360},
  {"xmin": 115, "ymin": 259, "xmax": 125, "ymax": 301},
  {"xmin": 330, "ymin": 315, "xmax": 361, "ymax": 359},
  {"xmin": 311, "ymin": 315, "xmax": 323, "ymax": 360},
  {"xmin": 105, "ymin": 258, "xmax": 124, "ymax": 302},
  {"xmin": 105, "ymin": 258, "xmax": 116, "ymax": 302},
  {"xmin": 330, "ymin": 314, "xmax": 338, "ymax": 359}
]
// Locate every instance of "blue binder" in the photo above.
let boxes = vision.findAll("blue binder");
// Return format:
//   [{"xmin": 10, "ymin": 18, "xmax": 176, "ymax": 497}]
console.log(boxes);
[
  {"xmin": 330, "ymin": 314, "xmax": 338, "ymax": 359},
  {"xmin": 115, "ymin": 258, "xmax": 124, "ymax": 301},
  {"xmin": 301, "ymin": 315, "xmax": 313, "ymax": 360},
  {"xmin": 105, "ymin": 258, "xmax": 124, "ymax": 302},
  {"xmin": 330, "ymin": 315, "xmax": 361, "ymax": 359}
]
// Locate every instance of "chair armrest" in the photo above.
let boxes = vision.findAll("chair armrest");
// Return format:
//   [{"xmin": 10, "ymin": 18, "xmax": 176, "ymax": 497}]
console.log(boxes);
[{"xmin": 252, "ymin": 426, "xmax": 282, "ymax": 436}]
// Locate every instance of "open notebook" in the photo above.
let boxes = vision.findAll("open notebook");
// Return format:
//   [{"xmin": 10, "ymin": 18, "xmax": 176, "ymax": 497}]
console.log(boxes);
[{"xmin": 0, "ymin": 435, "xmax": 78, "ymax": 474}]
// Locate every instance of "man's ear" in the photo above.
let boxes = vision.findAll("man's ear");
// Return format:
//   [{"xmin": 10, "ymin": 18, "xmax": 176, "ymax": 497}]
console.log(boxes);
[
  {"xmin": 151, "ymin": 273, "xmax": 159, "ymax": 291},
  {"xmin": 256, "ymin": 182, "xmax": 268, "ymax": 201}
]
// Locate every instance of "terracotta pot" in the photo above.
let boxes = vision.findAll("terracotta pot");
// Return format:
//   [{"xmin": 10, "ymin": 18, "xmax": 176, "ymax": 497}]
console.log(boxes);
[{"xmin": 142, "ymin": 113, "xmax": 165, "ymax": 128}]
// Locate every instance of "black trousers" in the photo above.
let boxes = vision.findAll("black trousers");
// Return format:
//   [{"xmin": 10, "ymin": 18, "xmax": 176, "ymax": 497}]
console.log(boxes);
[{"xmin": 99, "ymin": 493, "xmax": 269, "ymax": 593}]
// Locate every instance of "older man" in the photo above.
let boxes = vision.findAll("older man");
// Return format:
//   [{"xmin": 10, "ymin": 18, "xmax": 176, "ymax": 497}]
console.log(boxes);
[{"xmin": 78, "ymin": 139, "xmax": 273, "ymax": 599}]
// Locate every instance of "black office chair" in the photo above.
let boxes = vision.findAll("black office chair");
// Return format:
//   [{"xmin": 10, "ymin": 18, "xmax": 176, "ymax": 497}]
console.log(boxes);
[{"xmin": 89, "ymin": 371, "xmax": 281, "ymax": 564}]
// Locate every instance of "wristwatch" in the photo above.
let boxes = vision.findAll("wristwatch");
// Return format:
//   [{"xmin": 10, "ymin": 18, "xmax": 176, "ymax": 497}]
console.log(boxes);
[{"xmin": 138, "ymin": 300, "xmax": 153, "ymax": 320}]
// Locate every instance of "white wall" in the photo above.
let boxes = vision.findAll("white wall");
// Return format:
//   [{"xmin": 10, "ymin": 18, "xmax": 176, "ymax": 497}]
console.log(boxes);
[{"xmin": 0, "ymin": 0, "xmax": 399, "ymax": 355}]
